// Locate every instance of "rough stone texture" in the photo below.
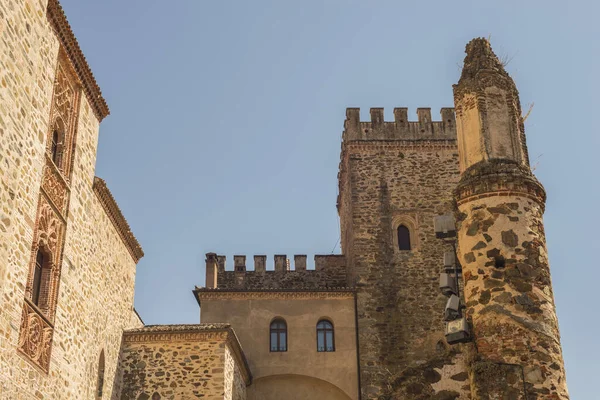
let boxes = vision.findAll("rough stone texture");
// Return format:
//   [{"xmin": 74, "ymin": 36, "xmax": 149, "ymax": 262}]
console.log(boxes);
[
  {"xmin": 453, "ymin": 38, "xmax": 568, "ymax": 399},
  {"xmin": 0, "ymin": 0, "xmax": 142, "ymax": 398},
  {"xmin": 337, "ymin": 109, "xmax": 471, "ymax": 399},
  {"xmin": 456, "ymin": 196, "xmax": 567, "ymax": 399},
  {"xmin": 214, "ymin": 254, "xmax": 347, "ymax": 290},
  {"xmin": 118, "ymin": 325, "xmax": 249, "ymax": 400}
]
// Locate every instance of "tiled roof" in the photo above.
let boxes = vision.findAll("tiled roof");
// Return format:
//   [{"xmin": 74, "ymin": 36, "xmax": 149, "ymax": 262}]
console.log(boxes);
[{"xmin": 47, "ymin": 0, "xmax": 110, "ymax": 121}]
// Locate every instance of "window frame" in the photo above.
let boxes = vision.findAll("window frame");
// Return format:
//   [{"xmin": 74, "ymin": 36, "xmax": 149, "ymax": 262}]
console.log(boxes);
[
  {"xmin": 269, "ymin": 318, "xmax": 288, "ymax": 352},
  {"xmin": 316, "ymin": 319, "xmax": 335, "ymax": 352},
  {"xmin": 391, "ymin": 214, "xmax": 419, "ymax": 252}
]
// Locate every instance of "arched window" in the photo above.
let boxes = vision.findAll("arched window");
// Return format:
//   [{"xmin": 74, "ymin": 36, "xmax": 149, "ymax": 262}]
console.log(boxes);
[
  {"xmin": 397, "ymin": 225, "xmax": 411, "ymax": 251},
  {"xmin": 317, "ymin": 320, "xmax": 335, "ymax": 352},
  {"xmin": 270, "ymin": 319, "xmax": 287, "ymax": 352},
  {"xmin": 51, "ymin": 130, "xmax": 61, "ymax": 167},
  {"xmin": 96, "ymin": 350, "xmax": 105, "ymax": 399},
  {"xmin": 31, "ymin": 249, "xmax": 44, "ymax": 306}
]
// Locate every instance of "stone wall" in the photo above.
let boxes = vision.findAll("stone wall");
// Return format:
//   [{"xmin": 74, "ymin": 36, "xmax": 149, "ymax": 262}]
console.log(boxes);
[
  {"xmin": 212, "ymin": 254, "xmax": 347, "ymax": 290},
  {"xmin": 0, "ymin": 1, "xmax": 142, "ymax": 398},
  {"xmin": 456, "ymin": 189, "xmax": 568, "ymax": 399},
  {"xmin": 198, "ymin": 292, "xmax": 358, "ymax": 400},
  {"xmin": 337, "ymin": 108, "xmax": 471, "ymax": 399},
  {"xmin": 117, "ymin": 324, "xmax": 250, "ymax": 400}
]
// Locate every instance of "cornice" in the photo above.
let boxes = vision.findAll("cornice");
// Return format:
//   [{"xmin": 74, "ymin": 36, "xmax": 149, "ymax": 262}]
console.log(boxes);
[
  {"xmin": 123, "ymin": 324, "xmax": 252, "ymax": 385},
  {"xmin": 342, "ymin": 139, "xmax": 458, "ymax": 151},
  {"xmin": 93, "ymin": 177, "xmax": 144, "ymax": 263},
  {"xmin": 454, "ymin": 160, "xmax": 546, "ymax": 209},
  {"xmin": 47, "ymin": 0, "xmax": 110, "ymax": 122},
  {"xmin": 194, "ymin": 288, "xmax": 355, "ymax": 306}
]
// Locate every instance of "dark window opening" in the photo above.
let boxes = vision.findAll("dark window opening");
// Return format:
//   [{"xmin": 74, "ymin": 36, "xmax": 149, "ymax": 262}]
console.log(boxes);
[
  {"xmin": 96, "ymin": 350, "xmax": 105, "ymax": 399},
  {"xmin": 397, "ymin": 225, "xmax": 411, "ymax": 251},
  {"xmin": 270, "ymin": 319, "xmax": 287, "ymax": 352},
  {"xmin": 32, "ymin": 250, "xmax": 44, "ymax": 306},
  {"xmin": 317, "ymin": 320, "xmax": 335, "ymax": 352},
  {"xmin": 51, "ymin": 130, "xmax": 61, "ymax": 167}
]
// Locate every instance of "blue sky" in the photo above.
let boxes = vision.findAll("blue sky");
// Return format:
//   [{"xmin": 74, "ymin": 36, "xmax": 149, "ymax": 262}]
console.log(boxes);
[{"xmin": 61, "ymin": 0, "xmax": 598, "ymax": 396}]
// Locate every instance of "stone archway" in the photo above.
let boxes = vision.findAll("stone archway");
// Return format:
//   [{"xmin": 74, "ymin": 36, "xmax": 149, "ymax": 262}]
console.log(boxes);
[{"xmin": 247, "ymin": 374, "xmax": 354, "ymax": 400}]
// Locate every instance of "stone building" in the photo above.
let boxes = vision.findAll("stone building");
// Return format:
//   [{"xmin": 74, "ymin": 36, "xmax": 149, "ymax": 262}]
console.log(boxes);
[{"xmin": 0, "ymin": 0, "xmax": 569, "ymax": 399}]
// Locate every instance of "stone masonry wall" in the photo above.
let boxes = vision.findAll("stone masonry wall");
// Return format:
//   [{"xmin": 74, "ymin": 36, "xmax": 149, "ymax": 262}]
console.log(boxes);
[
  {"xmin": 338, "ymin": 108, "xmax": 471, "ymax": 399},
  {"xmin": 0, "ymin": 1, "xmax": 141, "ymax": 398},
  {"xmin": 118, "ymin": 325, "xmax": 249, "ymax": 400},
  {"xmin": 456, "ymin": 194, "xmax": 568, "ymax": 399},
  {"xmin": 215, "ymin": 255, "xmax": 346, "ymax": 290}
]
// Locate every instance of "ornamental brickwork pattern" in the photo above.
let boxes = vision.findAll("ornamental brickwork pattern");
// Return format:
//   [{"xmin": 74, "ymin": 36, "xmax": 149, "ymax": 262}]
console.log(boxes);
[{"xmin": 17, "ymin": 51, "xmax": 79, "ymax": 373}]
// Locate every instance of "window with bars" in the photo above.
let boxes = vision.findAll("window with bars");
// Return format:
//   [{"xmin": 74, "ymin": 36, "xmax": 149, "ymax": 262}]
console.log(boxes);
[
  {"xmin": 31, "ymin": 250, "xmax": 44, "ymax": 306},
  {"xmin": 270, "ymin": 319, "xmax": 287, "ymax": 352},
  {"xmin": 317, "ymin": 320, "xmax": 335, "ymax": 352},
  {"xmin": 50, "ymin": 130, "xmax": 61, "ymax": 168}
]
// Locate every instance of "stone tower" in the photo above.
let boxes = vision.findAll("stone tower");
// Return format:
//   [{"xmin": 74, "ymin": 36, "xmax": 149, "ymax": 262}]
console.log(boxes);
[
  {"xmin": 337, "ymin": 108, "xmax": 466, "ymax": 398},
  {"xmin": 453, "ymin": 38, "xmax": 568, "ymax": 398}
]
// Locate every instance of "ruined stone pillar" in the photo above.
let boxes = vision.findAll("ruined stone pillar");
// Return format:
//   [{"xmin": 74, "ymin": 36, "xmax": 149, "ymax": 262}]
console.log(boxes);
[{"xmin": 453, "ymin": 38, "xmax": 568, "ymax": 399}]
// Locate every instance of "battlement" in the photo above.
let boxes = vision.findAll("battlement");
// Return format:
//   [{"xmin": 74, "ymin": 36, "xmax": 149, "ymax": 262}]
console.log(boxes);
[
  {"xmin": 342, "ymin": 107, "xmax": 457, "ymax": 142},
  {"xmin": 204, "ymin": 253, "xmax": 347, "ymax": 290}
]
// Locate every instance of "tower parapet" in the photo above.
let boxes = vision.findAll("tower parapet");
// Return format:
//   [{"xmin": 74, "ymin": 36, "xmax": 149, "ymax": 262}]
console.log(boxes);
[
  {"xmin": 203, "ymin": 254, "xmax": 347, "ymax": 290},
  {"xmin": 342, "ymin": 107, "xmax": 456, "ymax": 142}
]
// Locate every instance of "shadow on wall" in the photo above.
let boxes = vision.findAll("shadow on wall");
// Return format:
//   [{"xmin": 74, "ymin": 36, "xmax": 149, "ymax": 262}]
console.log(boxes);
[{"xmin": 247, "ymin": 374, "xmax": 353, "ymax": 400}]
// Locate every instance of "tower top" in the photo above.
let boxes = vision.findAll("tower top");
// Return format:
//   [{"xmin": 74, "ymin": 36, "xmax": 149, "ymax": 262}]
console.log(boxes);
[
  {"xmin": 452, "ymin": 37, "xmax": 529, "ymax": 173},
  {"xmin": 459, "ymin": 38, "xmax": 509, "ymax": 83}
]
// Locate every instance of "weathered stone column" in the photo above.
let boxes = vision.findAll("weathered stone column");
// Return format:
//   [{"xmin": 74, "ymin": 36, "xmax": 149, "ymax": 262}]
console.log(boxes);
[{"xmin": 453, "ymin": 38, "xmax": 568, "ymax": 399}]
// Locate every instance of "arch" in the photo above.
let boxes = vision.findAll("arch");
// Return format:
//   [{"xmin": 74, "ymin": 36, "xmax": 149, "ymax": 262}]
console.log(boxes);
[
  {"xmin": 316, "ymin": 319, "xmax": 335, "ymax": 352},
  {"xmin": 397, "ymin": 225, "xmax": 411, "ymax": 251},
  {"xmin": 96, "ymin": 350, "xmax": 105, "ymax": 399},
  {"xmin": 391, "ymin": 214, "xmax": 419, "ymax": 251},
  {"xmin": 31, "ymin": 244, "xmax": 53, "ymax": 311},
  {"xmin": 49, "ymin": 118, "xmax": 66, "ymax": 170},
  {"xmin": 247, "ymin": 374, "xmax": 353, "ymax": 400},
  {"xmin": 270, "ymin": 318, "xmax": 287, "ymax": 352}
]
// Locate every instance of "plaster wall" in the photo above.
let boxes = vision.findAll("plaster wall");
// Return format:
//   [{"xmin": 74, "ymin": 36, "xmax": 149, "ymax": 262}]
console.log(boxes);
[{"xmin": 200, "ymin": 297, "xmax": 358, "ymax": 400}]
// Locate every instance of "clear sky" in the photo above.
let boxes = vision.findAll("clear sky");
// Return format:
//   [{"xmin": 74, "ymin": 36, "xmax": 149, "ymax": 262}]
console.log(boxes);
[{"xmin": 61, "ymin": 0, "xmax": 598, "ymax": 397}]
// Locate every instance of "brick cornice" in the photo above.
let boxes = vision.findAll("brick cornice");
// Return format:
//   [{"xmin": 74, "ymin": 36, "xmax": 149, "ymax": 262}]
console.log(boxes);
[
  {"xmin": 123, "ymin": 324, "xmax": 252, "ymax": 385},
  {"xmin": 93, "ymin": 177, "xmax": 144, "ymax": 263},
  {"xmin": 47, "ymin": 0, "xmax": 110, "ymax": 122},
  {"xmin": 194, "ymin": 288, "xmax": 355, "ymax": 306}
]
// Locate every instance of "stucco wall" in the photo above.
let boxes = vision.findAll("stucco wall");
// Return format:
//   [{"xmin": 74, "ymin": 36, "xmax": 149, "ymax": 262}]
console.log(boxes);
[
  {"xmin": 0, "ymin": 1, "xmax": 140, "ymax": 398},
  {"xmin": 200, "ymin": 295, "xmax": 358, "ymax": 400}
]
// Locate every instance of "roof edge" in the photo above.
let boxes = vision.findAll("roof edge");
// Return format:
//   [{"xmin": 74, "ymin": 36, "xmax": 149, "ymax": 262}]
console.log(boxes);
[
  {"xmin": 47, "ymin": 0, "xmax": 110, "ymax": 122},
  {"xmin": 93, "ymin": 177, "xmax": 144, "ymax": 263}
]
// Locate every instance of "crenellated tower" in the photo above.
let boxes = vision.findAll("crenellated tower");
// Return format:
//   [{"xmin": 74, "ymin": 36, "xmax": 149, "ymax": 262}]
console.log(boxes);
[
  {"xmin": 453, "ymin": 38, "xmax": 568, "ymax": 398},
  {"xmin": 337, "ymin": 107, "xmax": 466, "ymax": 398}
]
